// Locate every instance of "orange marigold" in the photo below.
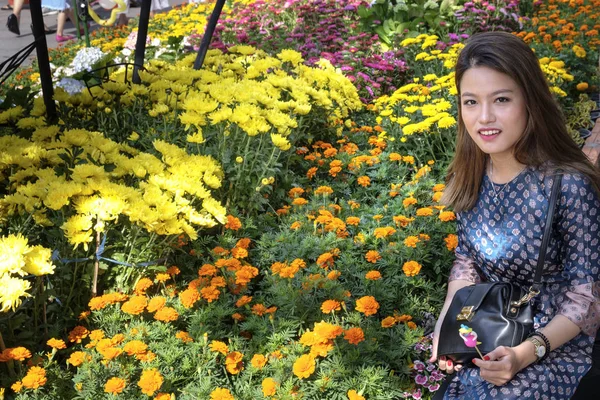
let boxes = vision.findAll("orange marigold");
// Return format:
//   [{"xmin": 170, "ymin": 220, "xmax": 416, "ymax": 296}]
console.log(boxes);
[
  {"xmin": 154, "ymin": 393, "xmax": 173, "ymax": 400},
  {"xmin": 404, "ymin": 235, "xmax": 420, "ymax": 248},
  {"xmin": 315, "ymin": 186, "xmax": 334, "ymax": 196},
  {"xmin": 9, "ymin": 347, "xmax": 32, "ymax": 361},
  {"xmin": 381, "ymin": 316, "xmax": 397, "ymax": 328},
  {"xmin": 407, "ymin": 321, "xmax": 417, "ymax": 329},
  {"xmin": 365, "ymin": 250, "xmax": 381, "ymax": 263},
  {"xmin": 365, "ymin": 270, "xmax": 382, "ymax": 280},
  {"xmin": 316, "ymin": 252, "xmax": 336, "ymax": 268},
  {"xmin": 210, "ymin": 340, "xmax": 229, "ymax": 355},
  {"xmin": 134, "ymin": 277, "xmax": 153, "ymax": 295},
  {"xmin": 224, "ymin": 215, "xmax": 242, "ymax": 230},
  {"xmin": 176, "ymin": 331, "xmax": 193, "ymax": 343},
  {"xmin": 166, "ymin": 266, "xmax": 180, "ymax": 276},
  {"xmin": 201, "ymin": 286, "xmax": 221, "ymax": 303},
  {"xmin": 154, "ymin": 307, "xmax": 178, "ymax": 322},
  {"xmin": 252, "ymin": 303, "xmax": 268, "ymax": 316},
  {"xmin": 262, "ymin": 377, "xmax": 278, "ymax": 397},
  {"xmin": 357, "ymin": 176, "xmax": 371, "ymax": 187},
  {"xmin": 235, "ymin": 265, "xmax": 259, "ymax": 285},
  {"xmin": 288, "ymin": 187, "xmax": 305, "ymax": 198},
  {"xmin": 123, "ymin": 340, "xmax": 148, "ymax": 356},
  {"xmin": 344, "ymin": 327, "xmax": 365, "ymax": 345},
  {"xmin": 47, "ymin": 338, "xmax": 66, "ymax": 350},
  {"xmin": 225, "ymin": 351, "xmax": 244, "ymax": 374},
  {"xmin": 236, "ymin": 295, "xmax": 253, "ymax": 307},
  {"xmin": 251, "ymin": 354, "xmax": 268, "ymax": 369},
  {"xmin": 290, "ymin": 221, "xmax": 302, "ymax": 230},
  {"xmin": 21, "ymin": 366, "xmax": 47, "ymax": 389},
  {"xmin": 137, "ymin": 368, "xmax": 163, "ymax": 396},
  {"xmin": 445, "ymin": 234, "xmax": 458, "ymax": 251},
  {"xmin": 403, "ymin": 197, "xmax": 418, "ymax": 207},
  {"xmin": 147, "ymin": 296, "xmax": 167, "ymax": 313},
  {"xmin": 67, "ymin": 351, "xmax": 87, "ymax": 367},
  {"xmin": 293, "ymin": 354, "xmax": 316, "ymax": 379},
  {"xmin": 321, "ymin": 300, "xmax": 341, "ymax": 314},
  {"xmin": 179, "ymin": 288, "xmax": 201, "ymax": 308},
  {"xmin": 439, "ymin": 211, "xmax": 456, "ymax": 222},
  {"xmin": 89, "ymin": 296, "xmax": 108, "ymax": 311},
  {"xmin": 355, "ymin": 296, "xmax": 379, "ymax": 316},
  {"xmin": 403, "ymin": 261, "xmax": 422, "ymax": 277},
  {"xmin": 104, "ymin": 377, "xmax": 126, "ymax": 394},
  {"xmin": 346, "ymin": 216, "xmax": 360, "ymax": 226},
  {"xmin": 416, "ymin": 207, "xmax": 433, "ymax": 217},
  {"xmin": 120, "ymin": 295, "xmax": 148, "ymax": 315},
  {"xmin": 292, "ymin": 197, "xmax": 308, "ymax": 206},
  {"xmin": 68, "ymin": 326, "xmax": 90, "ymax": 343},
  {"xmin": 210, "ymin": 388, "xmax": 235, "ymax": 400},
  {"xmin": 348, "ymin": 389, "xmax": 366, "ymax": 400},
  {"xmin": 374, "ymin": 226, "xmax": 396, "ymax": 239}
]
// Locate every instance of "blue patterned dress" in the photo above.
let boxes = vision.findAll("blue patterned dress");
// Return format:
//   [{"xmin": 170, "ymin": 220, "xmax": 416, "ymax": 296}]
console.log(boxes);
[{"xmin": 443, "ymin": 165, "xmax": 600, "ymax": 400}]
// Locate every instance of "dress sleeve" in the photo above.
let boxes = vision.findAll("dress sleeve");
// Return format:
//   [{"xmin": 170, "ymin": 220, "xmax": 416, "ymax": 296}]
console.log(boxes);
[
  {"xmin": 556, "ymin": 173, "xmax": 600, "ymax": 337},
  {"xmin": 448, "ymin": 216, "xmax": 482, "ymax": 283}
]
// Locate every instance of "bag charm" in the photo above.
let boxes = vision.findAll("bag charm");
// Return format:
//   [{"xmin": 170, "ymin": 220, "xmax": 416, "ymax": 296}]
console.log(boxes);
[{"xmin": 459, "ymin": 324, "xmax": 483, "ymax": 359}]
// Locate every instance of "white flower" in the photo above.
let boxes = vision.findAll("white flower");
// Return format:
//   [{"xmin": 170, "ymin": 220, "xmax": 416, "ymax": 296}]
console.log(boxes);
[
  {"xmin": 70, "ymin": 47, "xmax": 108, "ymax": 74},
  {"xmin": 56, "ymin": 78, "xmax": 86, "ymax": 95}
]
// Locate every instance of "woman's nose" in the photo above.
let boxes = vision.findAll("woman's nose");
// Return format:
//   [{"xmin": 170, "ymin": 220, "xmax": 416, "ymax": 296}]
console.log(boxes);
[{"xmin": 478, "ymin": 103, "xmax": 496, "ymax": 124}]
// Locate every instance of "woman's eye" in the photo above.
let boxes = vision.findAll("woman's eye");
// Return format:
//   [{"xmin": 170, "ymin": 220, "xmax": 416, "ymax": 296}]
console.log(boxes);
[
  {"xmin": 463, "ymin": 99, "xmax": 476, "ymax": 106},
  {"xmin": 495, "ymin": 97, "xmax": 510, "ymax": 103}
]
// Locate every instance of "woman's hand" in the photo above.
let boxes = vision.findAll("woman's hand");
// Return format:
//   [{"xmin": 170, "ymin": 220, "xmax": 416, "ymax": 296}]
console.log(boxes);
[
  {"xmin": 429, "ymin": 319, "xmax": 463, "ymax": 374},
  {"xmin": 473, "ymin": 343, "xmax": 534, "ymax": 386}
]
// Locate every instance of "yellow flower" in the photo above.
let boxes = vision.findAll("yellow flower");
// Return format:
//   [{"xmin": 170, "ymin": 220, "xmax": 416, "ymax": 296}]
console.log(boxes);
[
  {"xmin": 22, "ymin": 245, "xmax": 55, "ymax": 276},
  {"xmin": 137, "ymin": 368, "xmax": 163, "ymax": 396},
  {"xmin": 277, "ymin": 49, "xmax": 304, "ymax": 66},
  {"xmin": 262, "ymin": 377, "xmax": 278, "ymax": 397},
  {"xmin": 210, "ymin": 388, "xmax": 235, "ymax": 400},
  {"xmin": 271, "ymin": 133, "xmax": 292, "ymax": 151},
  {"xmin": 0, "ymin": 275, "xmax": 31, "ymax": 312},
  {"xmin": 403, "ymin": 261, "xmax": 422, "ymax": 277},
  {"xmin": 348, "ymin": 389, "xmax": 366, "ymax": 400},
  {"xmin": 293, "ymin": 354, "xmax": 316, "ymax": 379},
  {"xmin": 104, "ymin": 377, "xmax": 126, "ymax": 395},
  {"xmin": 251, "ymin": 354, "xmax": 268, "ymax": 369}
]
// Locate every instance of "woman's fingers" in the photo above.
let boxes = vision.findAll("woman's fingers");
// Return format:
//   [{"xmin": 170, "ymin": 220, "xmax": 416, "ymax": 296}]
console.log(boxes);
[
  {"xmin": 445, "ymin": 358, "xmax": 455, "ymax": 374},
  {"xmin": 454, "ymin": 363, "xmax": 463, "ymax": 372},
  {"xmin": 438, "ymin": 356, "xmax": 447, "ymax": 371}
]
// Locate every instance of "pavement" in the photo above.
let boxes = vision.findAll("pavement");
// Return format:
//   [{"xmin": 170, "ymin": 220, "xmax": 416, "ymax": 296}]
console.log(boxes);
[{"xmin": 0, "ymin": 0, "xmax": 187, "ymax": 66}]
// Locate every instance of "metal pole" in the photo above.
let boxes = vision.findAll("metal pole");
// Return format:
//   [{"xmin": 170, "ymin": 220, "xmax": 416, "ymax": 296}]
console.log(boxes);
[
  {"xmin": 132, "ymin": 0, "xmax": 152, "ymax": 84},
  {"xmin": 29, "ymin": 0, "xmax": 57, "ymax": 123},
  {"xmin": 193, "ymin": 0, "xmax": 226, "ymax": 70}
]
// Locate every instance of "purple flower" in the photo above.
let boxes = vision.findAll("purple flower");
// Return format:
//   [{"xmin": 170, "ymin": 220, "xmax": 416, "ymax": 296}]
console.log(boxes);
[
  {"xmin": 415, "ymin": 374, "xmax": 428, "ymax": 385},
  {"xmin": 428, "ymin": 383, "xmax": 441, "ymax": 392},
  {"xmin": 413, "ymin": 360, "xmax": 426, "ymax": 371},
  {"xmin": 412, "ymin": 389, "xmax": 422, "ymax": 400}
]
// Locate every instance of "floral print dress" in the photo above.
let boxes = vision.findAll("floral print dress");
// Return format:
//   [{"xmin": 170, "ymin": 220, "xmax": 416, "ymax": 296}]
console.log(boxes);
[{"xmin": 443, "ymin": 166, "xmax": 600, "ymax": 400}]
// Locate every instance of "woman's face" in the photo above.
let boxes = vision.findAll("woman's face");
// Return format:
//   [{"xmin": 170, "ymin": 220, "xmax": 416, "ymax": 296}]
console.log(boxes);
[{"xmin": 459, "ymin": 66, "xmax": 528, "ymax": 161}]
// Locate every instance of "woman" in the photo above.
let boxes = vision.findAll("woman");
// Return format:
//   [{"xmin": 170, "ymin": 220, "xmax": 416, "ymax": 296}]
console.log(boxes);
[
  {"xmin": 41, "ymin": 0, "xmax": 77, "ymax": 42},
  {"xmin": 430, "ymin": 31, "xmax": 600, "ymax": 399}
]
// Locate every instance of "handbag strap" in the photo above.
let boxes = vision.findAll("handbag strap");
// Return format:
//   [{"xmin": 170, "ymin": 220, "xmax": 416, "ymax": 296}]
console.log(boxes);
[{"xmin": 531, "ymin": 171, "xmax": 563, "ymax": 291}]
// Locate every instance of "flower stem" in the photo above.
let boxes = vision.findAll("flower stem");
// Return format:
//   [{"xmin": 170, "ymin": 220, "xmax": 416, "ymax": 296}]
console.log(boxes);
[{"xmin": 92, "ymin": 229, "xmax": 101, "ymax": 297}]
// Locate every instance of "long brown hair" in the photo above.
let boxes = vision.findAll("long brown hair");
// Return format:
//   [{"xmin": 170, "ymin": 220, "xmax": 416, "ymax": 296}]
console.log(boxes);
[{"xmin": 443, "ymin": 31, "xmax": 600, "ymax": 212}]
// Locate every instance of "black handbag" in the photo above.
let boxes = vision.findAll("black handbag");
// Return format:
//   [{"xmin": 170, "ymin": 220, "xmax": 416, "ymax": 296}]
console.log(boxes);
[{"xmin": 437, "ymin": 172, "xmax": 563, "ymax": 365}]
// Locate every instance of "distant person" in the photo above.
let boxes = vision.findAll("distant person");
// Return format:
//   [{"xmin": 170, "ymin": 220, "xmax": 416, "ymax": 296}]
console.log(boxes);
[
  {"xmin": 6, "ymin": 0, "xmax": 56, "ymax": 35},
  {"xmin": 41, "ymin": 0, "xmax": 76, "ymax": 42}
]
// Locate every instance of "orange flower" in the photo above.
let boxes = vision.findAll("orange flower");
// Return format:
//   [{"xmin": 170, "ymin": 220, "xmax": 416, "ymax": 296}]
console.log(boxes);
[
  {"xmin": 432, "ymin": 192, "xmax": 443, "ymax": 202},
  {"xmin": 210, "ymin": 388, "xmax": 235, "ymax": 400},
  {"xmin": 321, "ymin": 300, "xmax": 342, "ymax": 313},
  {"xmin": 154, "ymin": 393, "xmax": 173, "ymax": 400},
  {"xmin": 179, "ymin": 288, "xmax": 201, "ymax": 308},
  {"xmin": 348, "ymin": 389, "xmax": 366, "ymax": 400},
  {"xmin": 407, "ymin": 321, "xmax": 417, "ymax": 330},
  {"xmin": 403, "ymin": 197, "xmax": 418, "ymax": 207},
  {"xmin": 416, "ymin": 207, "xmax": 433, "ymax": 217},
  {"xmin": 346, "ymin": 216, "xmax": 360, "ymax": 226},
  {"xmin": 121, "ymin": 295, "xmax": 148, "ymax": 315},
  {"xmin": 9, "ymin": 347, "xmax": 32, "ymax": 361},
  {"xmin": 374, "ymin": 226, "xmax": 396, "ymax": 239},
  {"xmin": 355, "ymin": 296, "xmax": 379, "ymax": 316},
  {"xmin": 393, "ymin": 215, "xmax": 414, "ymax": 227},
  {"xmin": 315, "ymin": 186, "xmax": 334, "ymax": 195},
  {"xmin": 104, "ymin": 377, "xmax": 126, "ymax": 394},
  {"xmin": 403, "ymin": 261, "xmax": 422, "ymax": 277},
  {"xmin": 123, "ymin": 340, "xmax": 148, "ymax": 356},
  {"xmin": 21, "ymin": 366, "xmax": 47, "ymax": 389},
  {"xmin": 262, "ymin": 377, "xmax": 278, "ymax": 397},
  {"xmin": 155, "ymin": 273, "xmax": 170, "ymax": 283},
  {"xmin": 577, "ymin": 82, "xmax": 589, "ymax": 91},
  {"xmin": 357, "ymin": 176, "xmax": 371, "ymax": 187},
  {"xmin": 327, "ymin": 270, "xmax": 341, "ymax": 280},
  {"xmin": 224, "ymin": 215, "xmax": 242, "ymax": 230},
  {"xmin": 307, "ymin": 166, "xmax": 318, "ymax": 179},
  {"xmin": 293, "ymin": 354, "xmax": 316, "ymax": 379},
  {"xmin": 395, "ymin": 314, "xmax": 413, "ymax": 323},
  {"xmin": 251, "ymin": 354, "xmax": 268, "ymax": 369},
  {"xmin": 236, "ymin": 295, "xmax": 253, "ymax": 307},
  {"xmin": 433, "ymin": 183, "xmax": 445, "ymax": 192},
  {"xmin": 210, "ymin": 340, "xmax": 229, "ymax": 355},
  {"xmin": 288, "ymin": 187, "xmax": 305, "ymax": 198},
  {"xmin": 365, "ymin": 250, "xmax": 381, "ymax": 263},
  {"xmin": 147, "ymin": 296, "xmax": 166, "ymax": 313},
  {"xmin": 445, "ymin": 234, "xmax": 458, "ymax": 251},
  {"xmin": 292, "ymin": 197, "xmax": 308, "ymax": 206},
  {"xmin": 316, "ymin": 252, "xmax": 336, "ymax": 269},
  {"xmin": 11, "ymin": 381, "xmax": 23, "ymax": 393},
  {"xmin": 365, "ymin": 270, "xmax": 382, "ymax": 280},
  {"xmin": 314, "ymin": 321, "xmax": 344, "ymax": 341},
  {"xmin": 200, "ymin": 286, "xmax": 221, "ymax": 303},
  {"xmin": 89, "ymin": 296, "xmax": 108, "ymax": 311},
  {"xmin": 153, "ymin": 307, "xmax": 179, "ymax": 322},
  {"xmin": 381, "ymin": 316, "xmax": 397, "ymax": 328},
  {"xmin": 252, "ymin": 303, "xmax": 268, "ymax": 316},
  {"xmin": 231, "ymin": 247, "xmax": 248, "ymax": 259},
  {"xmin": 166, "ymin": 266, "xmax": 180, "ymax": 276},
  {"xmin": 439, "ymin": 211, "xmax": 456, "ymax": 222},
  {"xmin": 344, "ymin": 327, "xmax": 365, "ymax": 345},
  {"xmin": 134, "ymin": 278, "xmax": 153, "ymax": 295},
  {"xmin": 176, "ymin": 331, "xmax": 193, "ymax": 343},
  {"xmin": 225, "ymin": 351, "xmax": 244, "ymax": 374},
  {"xmin": 68, "ymin": 326, "xmax": 90, "ymax": 343},
  {"xmin": 290, "ymin": 221, "xmax": 302, "ymax": 230},
  {"xmin": 67, "ymin": 351, "xmax": 87, "ymax": 367},
  {"xmin": 137, "ymin": 368, "xmax": 163, "ymax": 396},
  {"xmin": 404, "ymin": 236, "xmax": 420, "ymax": 248},
  {"xmin": 47, "ymin": 338, "xmax": 66, "ymax": 350}
]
